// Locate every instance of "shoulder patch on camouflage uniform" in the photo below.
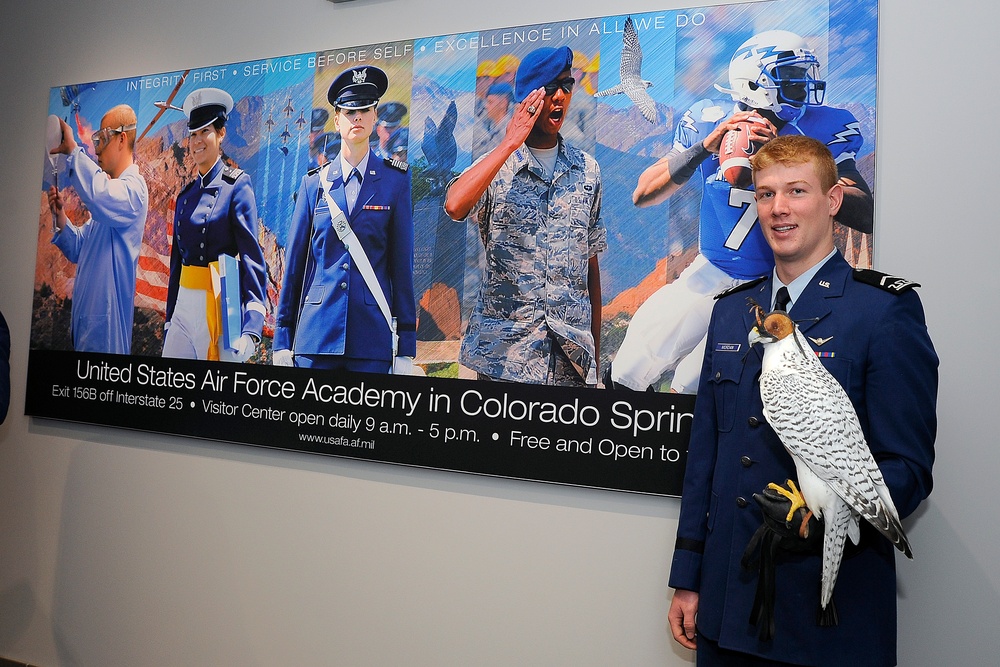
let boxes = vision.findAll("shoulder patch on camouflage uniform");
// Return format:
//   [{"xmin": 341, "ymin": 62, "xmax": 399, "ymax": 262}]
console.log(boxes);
[
  {"xmin": 714, "ymin": 276, "xmax": 767, "ymax": 300},
  {"xmin": 384, "ymin": 156, "xmax": 408, "ymax": 173},
  {"xmin": 221, "ymin": 165, "xmax": 245, "ymax": 184},
  {"xmin": 852, "ymin": 269, "xmax": 920, "ymax": 294}
]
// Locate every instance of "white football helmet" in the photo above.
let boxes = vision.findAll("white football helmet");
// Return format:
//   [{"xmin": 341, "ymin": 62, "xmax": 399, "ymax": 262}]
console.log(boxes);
[{"xmin": 716, "ymin": 30, "xmax": 826, "ymax": 122}]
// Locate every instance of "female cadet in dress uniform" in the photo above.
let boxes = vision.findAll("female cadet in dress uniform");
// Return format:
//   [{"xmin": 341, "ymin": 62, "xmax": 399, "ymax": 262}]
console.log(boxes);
[
  {"xmin": 162, "ymin": 88, "xmax": 267, "ymax": 362},
  {"xmin": 273, "ymin": 66, "xmax": 417, "ymax": 374}
]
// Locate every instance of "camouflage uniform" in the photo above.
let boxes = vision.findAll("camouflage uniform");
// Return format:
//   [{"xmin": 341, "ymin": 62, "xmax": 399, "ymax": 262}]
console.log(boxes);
[{"xmin": 458, "ymin": 137, "xmax": 606, "ymax": 385}]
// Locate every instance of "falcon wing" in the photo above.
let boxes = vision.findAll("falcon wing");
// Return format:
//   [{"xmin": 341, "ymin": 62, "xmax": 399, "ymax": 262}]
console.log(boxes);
[
  {"xmin": 625, "ymin": 87, "xmax": 658, "ymax": 123},
  {"xmin": 620, "ymin": 17, "xmax": 643, "ymax": 80},
  {"xmin": 761, "ymin": 353, "xmax": 911, "ymax": 555}
]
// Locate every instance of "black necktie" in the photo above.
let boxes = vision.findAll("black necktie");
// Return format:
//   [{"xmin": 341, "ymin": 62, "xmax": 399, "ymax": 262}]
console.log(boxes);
[
  {"xmin": 347, "ymin": 168, "xmax": 362, "ymax": 185},
  {"xmin": 774, "ymin": 286, "xmax": 791, "ymax": 312}
]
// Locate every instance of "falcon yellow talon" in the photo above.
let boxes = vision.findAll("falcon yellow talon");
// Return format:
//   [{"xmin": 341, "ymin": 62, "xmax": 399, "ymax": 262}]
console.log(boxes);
[{"xmin": 767, "ymin": 479, "xmax": 807, "ymax": 522}]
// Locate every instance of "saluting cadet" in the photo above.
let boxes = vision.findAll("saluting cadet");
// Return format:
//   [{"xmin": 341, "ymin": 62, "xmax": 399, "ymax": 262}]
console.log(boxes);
[
  {"xmin": 444, "ymin": 46, "xmax": 607, "ymax": 386},
  {"xmin": 273, "ymin": 65, "xmax": 417, "ymax": 374},
  {"xmin": 162, "ymin": 88, "xmax": 267, "ymax": 362}
]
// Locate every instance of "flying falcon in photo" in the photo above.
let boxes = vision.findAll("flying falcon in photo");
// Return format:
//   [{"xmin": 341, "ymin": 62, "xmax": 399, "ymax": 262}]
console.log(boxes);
[{"xmin": 594, "ymin": 16, "xmax": 658, "ymax": 123}]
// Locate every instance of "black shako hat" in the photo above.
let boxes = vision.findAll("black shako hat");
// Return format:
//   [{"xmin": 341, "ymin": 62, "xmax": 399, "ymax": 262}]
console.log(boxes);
[
  {"xmin": 183, "ymin": 88, "xmax": 234, "ymax": 132},
  {"xmin": 327, "ymin": 66, "xmax": 389, "ymax": 110}
]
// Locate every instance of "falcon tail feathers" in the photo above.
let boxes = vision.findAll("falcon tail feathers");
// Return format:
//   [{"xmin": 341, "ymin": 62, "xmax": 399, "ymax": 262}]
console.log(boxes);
[
  {"xmin": 845, "ymin": 482, "xmax": 913, "ymax": 558},
  {"xmin": 821, "ymin": 502, "xmax": 853, "ymax": 609}
]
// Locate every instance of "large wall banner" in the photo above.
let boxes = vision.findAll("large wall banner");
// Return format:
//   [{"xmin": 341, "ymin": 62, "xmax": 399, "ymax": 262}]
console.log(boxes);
[{"xmin": 26, "ymin": 0, "xmax": 878, "ymax": 495}]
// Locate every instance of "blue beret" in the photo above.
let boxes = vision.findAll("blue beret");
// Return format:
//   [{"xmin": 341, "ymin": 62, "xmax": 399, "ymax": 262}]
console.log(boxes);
[{"xmin": 514, "ymin": 46, "xmax": 573, "ymax": 103}]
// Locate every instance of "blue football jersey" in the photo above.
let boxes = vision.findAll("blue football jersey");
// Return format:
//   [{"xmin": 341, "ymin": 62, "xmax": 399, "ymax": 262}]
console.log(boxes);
[{"xmin": 674, "ymin": 99, "xmax": 864, "ymax": 279}]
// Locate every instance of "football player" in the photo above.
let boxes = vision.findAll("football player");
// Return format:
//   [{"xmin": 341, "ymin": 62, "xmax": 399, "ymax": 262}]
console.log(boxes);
[{"xmin": 607, "ymin": 30, "xmax": 873, "ymax": 392}]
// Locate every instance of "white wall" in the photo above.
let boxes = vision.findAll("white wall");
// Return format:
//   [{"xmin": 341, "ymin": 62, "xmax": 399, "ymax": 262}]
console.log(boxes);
[{"xmin": 1, "ymin": 0, "xmax": 997, "ymax": 664}]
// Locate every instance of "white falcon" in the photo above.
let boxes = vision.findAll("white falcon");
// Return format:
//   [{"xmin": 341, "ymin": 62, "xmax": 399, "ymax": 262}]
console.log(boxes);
[
  {"xmin": 747, "ymin": 299, "xmax": 912, "ymax": 611},
  {"xmin": 594, "ymin": 16, "xmax": 658, "ymax": 123}
]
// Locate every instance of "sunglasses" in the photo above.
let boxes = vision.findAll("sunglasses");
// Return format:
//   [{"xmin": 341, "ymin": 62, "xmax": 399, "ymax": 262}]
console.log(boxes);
[{"xmin": 543, "ymin": 77, "xmax": 575, "ymax": 95}]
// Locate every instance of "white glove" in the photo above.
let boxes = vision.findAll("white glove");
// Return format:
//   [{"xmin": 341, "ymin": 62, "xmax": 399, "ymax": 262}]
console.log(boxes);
[
  {"xmin": 392, "ymin": 356, "xmax": 425, "ymax": 376},
  {"xmin": 273, "ymin": 348, "xmax": 294, "ymax": 367},
  {"xmin": 232, "ymin": 333, "xmax": 256, "ymax": 362}
]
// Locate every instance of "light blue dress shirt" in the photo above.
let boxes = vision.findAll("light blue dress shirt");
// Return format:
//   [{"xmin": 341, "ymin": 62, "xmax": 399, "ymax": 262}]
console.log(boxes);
[{"xmin": 52, "ymin": 147, "xmax": 148, "ymax": 354}]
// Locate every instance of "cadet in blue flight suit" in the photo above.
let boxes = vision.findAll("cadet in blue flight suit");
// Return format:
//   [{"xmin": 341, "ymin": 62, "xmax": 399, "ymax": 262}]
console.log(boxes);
[
  {"xmin": 273, "ymin": 65, "xmax": 417, "ymax": 374},
  {"xmin": 162, "ymin": 88, "xmax": 267, "ymax": 362}
]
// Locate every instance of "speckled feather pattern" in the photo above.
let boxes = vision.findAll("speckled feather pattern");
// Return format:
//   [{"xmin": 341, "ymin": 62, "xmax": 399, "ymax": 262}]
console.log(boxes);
[{"xmin": 758, "ymin": 320, "xmax": 912, "ymax": 608}]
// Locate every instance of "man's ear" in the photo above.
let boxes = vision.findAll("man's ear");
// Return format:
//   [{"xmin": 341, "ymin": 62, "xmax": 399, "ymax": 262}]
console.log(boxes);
[{"xmin": 828, "ymin": 182, "xmax": 844, "ymax": 217}]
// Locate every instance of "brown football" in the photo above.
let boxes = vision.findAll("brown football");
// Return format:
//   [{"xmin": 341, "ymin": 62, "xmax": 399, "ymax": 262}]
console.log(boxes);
[{"xmin": 720, "ymin": 116, "xmax": 769, "ymax": 188}]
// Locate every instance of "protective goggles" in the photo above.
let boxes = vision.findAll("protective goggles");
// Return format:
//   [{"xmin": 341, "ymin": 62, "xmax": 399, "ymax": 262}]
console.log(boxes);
[{"xmin": 91, "ymin": 124, "xmax": 136, "ymax": 152}]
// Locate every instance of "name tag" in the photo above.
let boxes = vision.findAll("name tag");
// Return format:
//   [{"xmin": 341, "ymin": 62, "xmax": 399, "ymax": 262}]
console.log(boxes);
[{"xmin": 716, "ymin": 343, "xmax": 741, "ymax": 353}]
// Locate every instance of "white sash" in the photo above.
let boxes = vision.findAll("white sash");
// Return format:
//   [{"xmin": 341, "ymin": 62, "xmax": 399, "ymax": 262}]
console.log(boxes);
[{"xmin": 320, "ymin": 163, "xmax": 398, "ymax": 358}]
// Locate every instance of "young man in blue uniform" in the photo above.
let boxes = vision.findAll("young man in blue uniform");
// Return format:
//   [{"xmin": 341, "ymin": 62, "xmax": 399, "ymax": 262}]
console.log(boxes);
[
  {"xmin": 668, "ymin": 135, "xmax": 937, "ymax": 666},
  {"xmin": 162, "ymin": 88, "xmax": 267, "ymax": 362},
  {"xmin": 274, "ymin": 65, "xmax": 417, "ymax": 374},
  {"xmin": 46, "ymin": 106, "xmax": 148, "ymax": 355},
  {"xmin": 608, "ymin": 30, "xmax": 874, "ymax": 392}
]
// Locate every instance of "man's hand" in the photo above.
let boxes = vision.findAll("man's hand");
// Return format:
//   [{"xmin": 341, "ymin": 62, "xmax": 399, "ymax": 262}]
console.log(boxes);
[
  {"xmin": 753, "ymin": 480, "xmax": 823, "ymax": 553},
  {"xmin": 702, "ymin": 110, "xmax": 776, "ymax": 155},
  {"xmin": 49, "ymin": 117, "xmax": 77, "ymax": 156},
  {"xmin": 500, "ymin": 87, "xmax": 545, "ymax": 152},
  {"xmin": 444, "ymin": 87, "xmax": 548, "ymax": 221},
  {"xmin": 46, "ymin": 186, "xmax": 69, "ymax": 231},
  {"xmin": 272, "ymin": 348, "xmax": 294, "ymax": 367},
  {"xmin": 668, "ymin": 588, "xmax": 699, "ymax": 650}
]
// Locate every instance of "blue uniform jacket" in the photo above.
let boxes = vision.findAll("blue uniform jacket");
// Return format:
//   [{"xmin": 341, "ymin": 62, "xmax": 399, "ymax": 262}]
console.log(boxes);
[
  {"xmin": 669, "ymin": 253, "xmax": 937, "ymax": 666},
  {"xmin": 274, "ymin": 155, "xmax": 416, "ymax": 360},
  {"xmin": 165, "ymin": 160, "xmax": 267, "ymax": 339}
]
